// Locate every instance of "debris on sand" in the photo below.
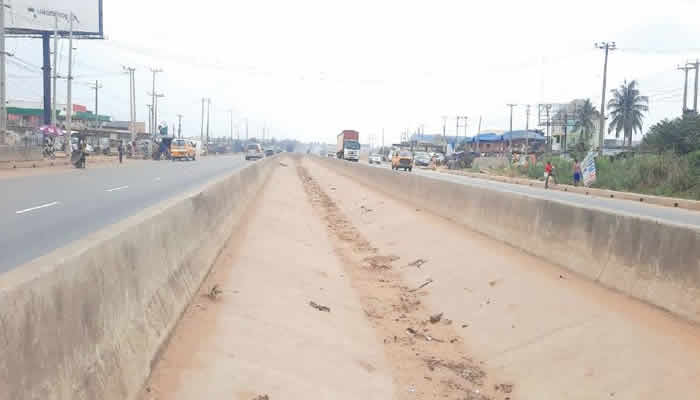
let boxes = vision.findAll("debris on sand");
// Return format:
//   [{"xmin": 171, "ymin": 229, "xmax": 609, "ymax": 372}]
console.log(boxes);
[
  {"xmin": 409, "ymin": 278, "xmax": 434, "ymax": 292},
  {"xmin": 494, "ymin": 383, "xmax": 514, "ymax": 394},
  {"xmin": 406, "ymin": 327, "xmax": 445, "ymax": 343},
  {"xmin": 407, "ymin": 259, "xmax": 427, "ymax": 268},
  {"xmin": 429, "ymin": 313, "xmax": 443, "ymax": 324},
  {"xmin": 279, "ymin": 162, "xmax": 288, "ymax": 167},
  {"xmin": 252, "ymin": 395, "xmax": 270, "ymax": 400},
  {"xmin": 309, "ymin": 301, "xmax": 331, "ymax": 312},
  {"xmin": 488, "ymin": 279, "xmax": 502, "ymax": 287},
  {"xmin": 360, "ymin": 205, "xmax": 373, "ymax": 213},
  {"xmin": 207, "ymin": 284, "xmax": 223, "ymax": 300}
]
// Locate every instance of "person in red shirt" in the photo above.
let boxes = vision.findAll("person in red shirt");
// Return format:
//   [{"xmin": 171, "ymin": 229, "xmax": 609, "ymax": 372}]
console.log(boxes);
[{"xmin": 545, "ymin": 161, "xmax": 557, "ymax": 189}]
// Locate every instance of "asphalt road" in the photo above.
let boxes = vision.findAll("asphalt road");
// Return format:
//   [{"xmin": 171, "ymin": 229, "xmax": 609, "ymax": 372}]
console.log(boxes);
[
  {"xmin": 368, "ymin": 160, "xmax": 700, "ymax": 227},
  {"xmin": 1, "ymin": 155, "xmax": 249, "ymax": 273}
]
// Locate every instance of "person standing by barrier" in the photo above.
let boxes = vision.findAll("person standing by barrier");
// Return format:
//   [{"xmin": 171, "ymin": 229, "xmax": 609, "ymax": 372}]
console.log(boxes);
[
  {"xmin": 118, "ymin": 141, "xmax": 124, "ymax": 164},
  {"xmin": 573, "ymin": 158, "xmax": 582, "ymax": 186},
  {"xmin": 545, "ymin": 161, "xmax": 557, "ymax": 189}
]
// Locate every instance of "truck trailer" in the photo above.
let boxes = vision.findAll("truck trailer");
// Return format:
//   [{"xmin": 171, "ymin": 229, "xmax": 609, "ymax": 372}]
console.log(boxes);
[{"xmin": 336, "ymin": 130, "xmax": 360, "ymax": 161}]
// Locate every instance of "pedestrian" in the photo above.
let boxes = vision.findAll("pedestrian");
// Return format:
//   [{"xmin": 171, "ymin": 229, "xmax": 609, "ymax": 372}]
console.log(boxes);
[
  {"xmin": 118, "ymin": 141, "xmax": 124, "ymax": 164},
  {"xmin": 573, "ymin": 158, "xmax": 582, "ymax": 187},
  {"xmin": 545, "ymin": 161, "xmax": 557, "ymax": 189}
]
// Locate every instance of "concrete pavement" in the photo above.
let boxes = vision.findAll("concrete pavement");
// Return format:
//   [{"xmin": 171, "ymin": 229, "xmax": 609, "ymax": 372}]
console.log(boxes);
[
  {"xmin": 366, "ymin": 160, "xmax": 700, "ymax": 227},
  {"xmin": 0, "ymin": 155, "xmax": 249, "ymax": 272}
]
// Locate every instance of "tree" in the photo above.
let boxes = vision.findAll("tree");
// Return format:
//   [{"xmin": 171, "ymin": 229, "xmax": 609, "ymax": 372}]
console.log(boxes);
[
  {"xmin": 643, "ymin": 113, "xmax": 700, "ymax": 155},
  {"xmin": 607, "ymin": 80, "xmax": 649, "ymax": 147},
  {"xmin": 573, "ymin": 99, "xmax": 598, "ymax": 144}
]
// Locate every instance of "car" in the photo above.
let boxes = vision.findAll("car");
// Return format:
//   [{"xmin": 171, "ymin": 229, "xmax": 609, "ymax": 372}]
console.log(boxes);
[
  {"xmin": 264, "ymin": 148, "xmax": 274, "ymax": 157},
  {"xmin": 414, "ymin": 154, "xmax": 431, "ymax": 167},
  {"xmin": 170, "ymin": 139, "xmax": 196, "ymax": 161},
  {"xmin": 245, "ymin": 143, "xmax": 264, "ymax": 160},
  {"xmin": 391, "ymin": 150, "xmax": 413, "ymax": 171},
  {"xmin": 368, "ymin": 154, "xmax": 382, "ymax": 164}
]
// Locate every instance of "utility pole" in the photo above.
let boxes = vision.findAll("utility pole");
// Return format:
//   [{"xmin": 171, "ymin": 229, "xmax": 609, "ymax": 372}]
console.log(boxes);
[
  {"xmin": 147, "ymin": 104, "xmax": 152, "ymax": 135},
  {"xmin": 476, "ymin": 115, "xmax": 482, "ymax": 154},
  {"xmin": 122, "ymin": 66, "xmax": 136, "ymax": 152},
  {"xmin": 150, "ymin": 68, "xmax": 163, "ymax": 136},
  {"xmin": 200, "ymin": 98, "xmax": 205, "ymax": 145},
  {"xmin": 151, "ymin": 93, "xmax": 164, "ymax": 134},
  {"xmin": 678, "ymin": 64, "xmax": 692, "ymax": 114},
  {"xmin": 524, "ymin": 105, "xmax": 531, "ymax": 156},
  {"xmin": 89, "ymin": 80, "xmax": 103, "ymax": 128},
  {"xmin": 441, "ymin": 116, "xmax": 447, "ymax": 153},
  {"xmin": 545, "ymin": 104, "xmax": 552, "ymax": 152},
  {"xmin": 229, "ymin": 109, "xmax": 233, "ymax": 141},
  {"xmin": 507, "ymin": 104, "xmax": 517, "ymax": 154},
  {"xmin": 65, "ymin": 12, "xmax": 74, "ymax": 157},
  {"xmin": 689, "ymin": 59, "xmax": 700, "ymax": 113},
  {"xmin": 205, "ymin": 98, "xmax": 211, "ymax": 144},
  {"xmin": 245, "ymin": 118, "xmax": 249, "ymax": 140},
  {"xmin": 177, "ymin": 114, "xmax": 183, "ymax": 138},
  {"xmin": 0, "ymin": 0, "xmax": 7, "ymax": 133},
  {"xmin": 596, "ymin": 41, "xmax": 616, "ymax": 156},
  {"xmin": 51, "ymin": 15, "xmax": 58, "ymax": 126}
]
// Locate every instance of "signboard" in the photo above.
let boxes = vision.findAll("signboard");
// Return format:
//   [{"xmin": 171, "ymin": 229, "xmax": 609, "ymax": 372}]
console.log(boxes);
[
  {"xmin": 6, "ymin": 0, "xmax": 103, "ymax": 37},
  {"xmin": 582, "ymin": 151, "xmax": 597, "ymax": 187}
]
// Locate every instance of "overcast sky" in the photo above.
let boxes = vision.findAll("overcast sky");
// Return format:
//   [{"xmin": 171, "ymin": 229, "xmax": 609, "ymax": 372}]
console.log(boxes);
[{"xmin": 6, "ymin": 0, "xmax": 700, "ymax": 144}]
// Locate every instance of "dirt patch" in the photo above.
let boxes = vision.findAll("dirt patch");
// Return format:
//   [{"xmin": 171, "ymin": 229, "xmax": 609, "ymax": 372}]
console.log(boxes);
[{"xmin": 297, "ymin": 165, "xmax": 512, "ymax": 400}]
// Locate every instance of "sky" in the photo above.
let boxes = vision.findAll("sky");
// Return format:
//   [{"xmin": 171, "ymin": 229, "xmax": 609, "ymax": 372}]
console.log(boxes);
[{"xmin": 6, "ymin": 0, "xmax": 700, "ymax": 145}]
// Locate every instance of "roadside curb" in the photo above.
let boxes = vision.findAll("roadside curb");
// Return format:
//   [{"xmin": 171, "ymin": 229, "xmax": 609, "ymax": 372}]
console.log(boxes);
[{"xmin": 439, "ymin": 169, "xmax": 700, "ymax": 212}]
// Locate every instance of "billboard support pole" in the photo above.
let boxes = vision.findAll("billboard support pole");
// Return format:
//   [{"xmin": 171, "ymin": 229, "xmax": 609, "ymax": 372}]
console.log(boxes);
[
  {"xmin": 42, "ymin": 33, "xmax": 52, "ymax": 125},
  {"xmin": 51, "ymin": 17, "xmax": 58, "ymax": 126},
  {"xmin": 65, "ymin": 13, "xmax": 73, "ymax": 157}
]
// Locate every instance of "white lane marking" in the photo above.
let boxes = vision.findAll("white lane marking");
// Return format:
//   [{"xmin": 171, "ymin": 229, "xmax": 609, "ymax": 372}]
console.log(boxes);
[
  {"xmin": 16, "ymin": 201, "xmax": 60, "ymax": 215},
  {"xmin": 105, "ymin": 185, "xmax": 129, "ymax": 192}
]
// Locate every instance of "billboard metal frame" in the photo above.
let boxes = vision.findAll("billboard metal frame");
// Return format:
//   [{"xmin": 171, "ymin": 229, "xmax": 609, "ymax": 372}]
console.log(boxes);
[{"xmin": 6, "ymin": 0, "xmax": 104, "ymax": 38}]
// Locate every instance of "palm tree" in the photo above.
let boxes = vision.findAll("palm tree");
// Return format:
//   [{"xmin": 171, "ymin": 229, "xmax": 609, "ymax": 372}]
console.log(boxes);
[
  {"xmin": 607, "ymin": 80, "xmax": 649, "ymax": 147},
  {"xmin": 573, "ymin": 99, "xmax": 598, "ymax": 144}
]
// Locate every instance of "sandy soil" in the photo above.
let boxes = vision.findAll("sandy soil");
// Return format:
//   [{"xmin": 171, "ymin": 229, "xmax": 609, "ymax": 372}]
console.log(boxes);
[{"xmin": 141, "ymin": 157, "xmax": 700, "ymax": 400}]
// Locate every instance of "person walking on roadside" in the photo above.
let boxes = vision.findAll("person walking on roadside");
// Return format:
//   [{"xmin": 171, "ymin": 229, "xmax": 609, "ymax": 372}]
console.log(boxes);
[
  {"xmin": 573, "ymin": 158, "xmax": 582, "ymax": 187},
  {"xmin": 545, "ymin": 161, "xmax": 557, "ymax": 189},
  {"xmin": 118, "ymin": 141, "xmax": 124, "ymax": 164}
]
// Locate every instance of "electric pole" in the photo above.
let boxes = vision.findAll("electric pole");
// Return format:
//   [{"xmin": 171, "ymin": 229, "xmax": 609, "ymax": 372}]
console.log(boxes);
[
  {"xmin": 525, "ymin": 105, "xmax": 531, "ymax": 156},
  {"xmin": 507, "ymin": 104, "xmax": 517, "ymax": 154},
  {"xmin": 0, "ymin": 0, "xmax": 7, "ymax": 133},
  {"xmin": 689, "ymin": 59, "xmax": 700, "ymax": 113},
  {"xmin": 89, "ymin": 80, "xmax": 103, "ymax": 128},
  {"xmin": 455, "ymin": 116, "xmax": 467, "ymax": 151},
  {"xmin": 177, "ymin": 114, "xmax": 183, "ymax": 138},
  {"xmin": 51, "ymin": 15, "xmax": 58, "ymax": 126},
  {"xmin": 205, "ymin": 98, "xmax": 211, "ymax": 144},
  {"xmin": 476, "ymin": 115, "xmax": 482, "ymax": 154},
  {"xmin": 441, "ymin": 116, "xmax": 447, "ymax": 153},
  {"xmin": 596, "ymin": 41, "xmax": 616, "ymax": 156},
  {"xmin": 122, "ymin": 66, "xmax": 136, "ymax": 152},
  {"xmin": 200, "ymin": 98, "xmax": 206, "ymax": 145},
  {"xmin": 678, "ymin": 64, "xmax": 692, "ymax": 114},
  {"xmin": 65, "ymin": 12, "xmax": 74, "ymax": 157},
  {"xmin": 150, "ymin": 68, "xmax": 163, "ymax": 136},
  {"xmin": 229, "ymin": 109, "xmax": 233, "ymax": 142},
  {"xmin": 147, "ymin": 104, "xmax": 152, "ymax": 135},
  {"xmin": 151, "ymin": 93, "xmax": 164, "ymax": 134},
  {"xmin": 245, "ymin": 118, "xmax": 249, "ymax": 140}
]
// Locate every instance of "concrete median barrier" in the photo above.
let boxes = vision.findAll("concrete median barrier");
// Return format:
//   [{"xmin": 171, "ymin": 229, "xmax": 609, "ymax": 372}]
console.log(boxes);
[
  {"xmin": 315, "ymin": 157, "xmax": 700, "ymax": 324},
  {"xmin": 0, "ymin": 157, "xmax": 277, "ymax": 400}
]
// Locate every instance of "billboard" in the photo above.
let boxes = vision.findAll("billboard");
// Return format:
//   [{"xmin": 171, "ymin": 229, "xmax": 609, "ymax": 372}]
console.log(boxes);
[{"xmin": 6, "ymin": 0, "xmax": 103, "ymax": 37}]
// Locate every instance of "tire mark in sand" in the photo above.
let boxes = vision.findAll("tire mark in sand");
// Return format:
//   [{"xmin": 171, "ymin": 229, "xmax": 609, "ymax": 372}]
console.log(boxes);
[{"xmin": 297, "ymin": 165, "xmax": 514, "ymax": 400}]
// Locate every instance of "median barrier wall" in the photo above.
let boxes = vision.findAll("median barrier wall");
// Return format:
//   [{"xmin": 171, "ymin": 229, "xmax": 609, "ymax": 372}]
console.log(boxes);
[
  {"xmin": 316, "ymin": 157, "xmax": 700, "ymax": 324},
  {"xmin": 0, "ymin": 157, "xmax": 277, "ymax": 400}
]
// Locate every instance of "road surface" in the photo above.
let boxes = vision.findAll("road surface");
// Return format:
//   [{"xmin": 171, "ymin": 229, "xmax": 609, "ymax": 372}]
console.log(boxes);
[
  {"xmin": 0, "ymin": 155, "xmax": 248, "ymax": 272},
  {"xmin": 142, "ymin": 158, "xmax": 700, "ymax": 400},
  {"xmin": 368, "ymin": 161, "xmax": 700, "ymax": 227}
]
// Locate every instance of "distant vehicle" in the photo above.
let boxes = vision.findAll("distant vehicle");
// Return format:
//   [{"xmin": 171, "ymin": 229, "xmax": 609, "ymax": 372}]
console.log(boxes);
[
  {"xmin": 391, "ymin": 150, "xmax": 413, "ymax": 171},
  {"xmin": 171, "ymin": 138, "xmax": 196, "ymax": 161},
  {"xmin": 368, "ymin": 154, "xmax": 382, "ymax": 164},
  {"xmin": 245, "ymin": 143, "xmax": 264, "ymax": 160},
  {"xmin": 336, "ymin": 130, "xmax": 360, "ymax": 161},
  {"xmin": 414, "ymin": 154, "xmax": 431, "ymax": 167},
  {"xmin": 327, "ymin": 152, "xmax": 336, "ymax": 158},
  {"xmin": 265, "ymin": 148, "xmax": 274, "ymax": 157}
]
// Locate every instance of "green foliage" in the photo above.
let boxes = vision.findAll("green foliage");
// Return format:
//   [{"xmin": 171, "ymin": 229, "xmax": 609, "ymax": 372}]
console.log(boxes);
[
  {"xmin": 643, "ymin": 113, "xmax": 700, "ymax": 155},
  {"xmin": 573, "ymin": 99, "xmax": 598, "ymax": 144},
  {"xmin": 607, "ymin": 80, "xmax": 649, "ymax": 147}
]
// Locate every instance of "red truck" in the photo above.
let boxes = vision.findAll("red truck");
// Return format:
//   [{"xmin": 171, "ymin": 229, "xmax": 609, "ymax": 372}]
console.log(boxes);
[{"xmin": 336, "ymin": 130, "xmax": 360, "ymax": 161}]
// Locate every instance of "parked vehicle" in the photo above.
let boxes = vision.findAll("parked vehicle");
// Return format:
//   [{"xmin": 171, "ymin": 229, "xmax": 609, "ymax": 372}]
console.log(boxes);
[
  {"xmin": 368, "ymin": 154, "xmax": 382, "ymax": 164},
  {"xmin": 265, "ymin": 148, "xmax": 275, "ymax": 157},
  {"xmin": 245, "ymin": 143, "xmax": 264, "ymax": 160},
  {"xmin": 171, "ymin": 139, "xmax": 196, "ymax": 161},
  {"xmin": 391, "ymin": 150, "xmax": 413, "ymax": 171},
  {"xmin": 414, "ymin": 153, "xmax": 431, "ymax": 167},
  {"xmin": 336, "ymin": 130, "xmax": 360, "ymax": 161}
]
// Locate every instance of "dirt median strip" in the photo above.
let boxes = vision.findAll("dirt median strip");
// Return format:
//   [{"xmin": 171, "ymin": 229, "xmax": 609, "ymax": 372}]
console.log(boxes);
[{"xmin": 297, "ymin": 164, "xmax": 513, "ymax": 400}]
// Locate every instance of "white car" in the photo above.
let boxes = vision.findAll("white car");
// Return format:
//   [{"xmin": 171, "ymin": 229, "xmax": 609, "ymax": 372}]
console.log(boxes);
[
  {"xmin": 245, "ymin": 143, "xmax": 264, "ymax": 160},
  {"xmin": 368, "ymin": 154, "xmax": 382, "ymax": 164}
]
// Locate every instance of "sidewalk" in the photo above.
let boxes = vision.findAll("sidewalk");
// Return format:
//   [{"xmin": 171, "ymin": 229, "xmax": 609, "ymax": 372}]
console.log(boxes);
[{"xmin": 0, "ymin": 155, "xmax": 144, "ymax": 179}]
